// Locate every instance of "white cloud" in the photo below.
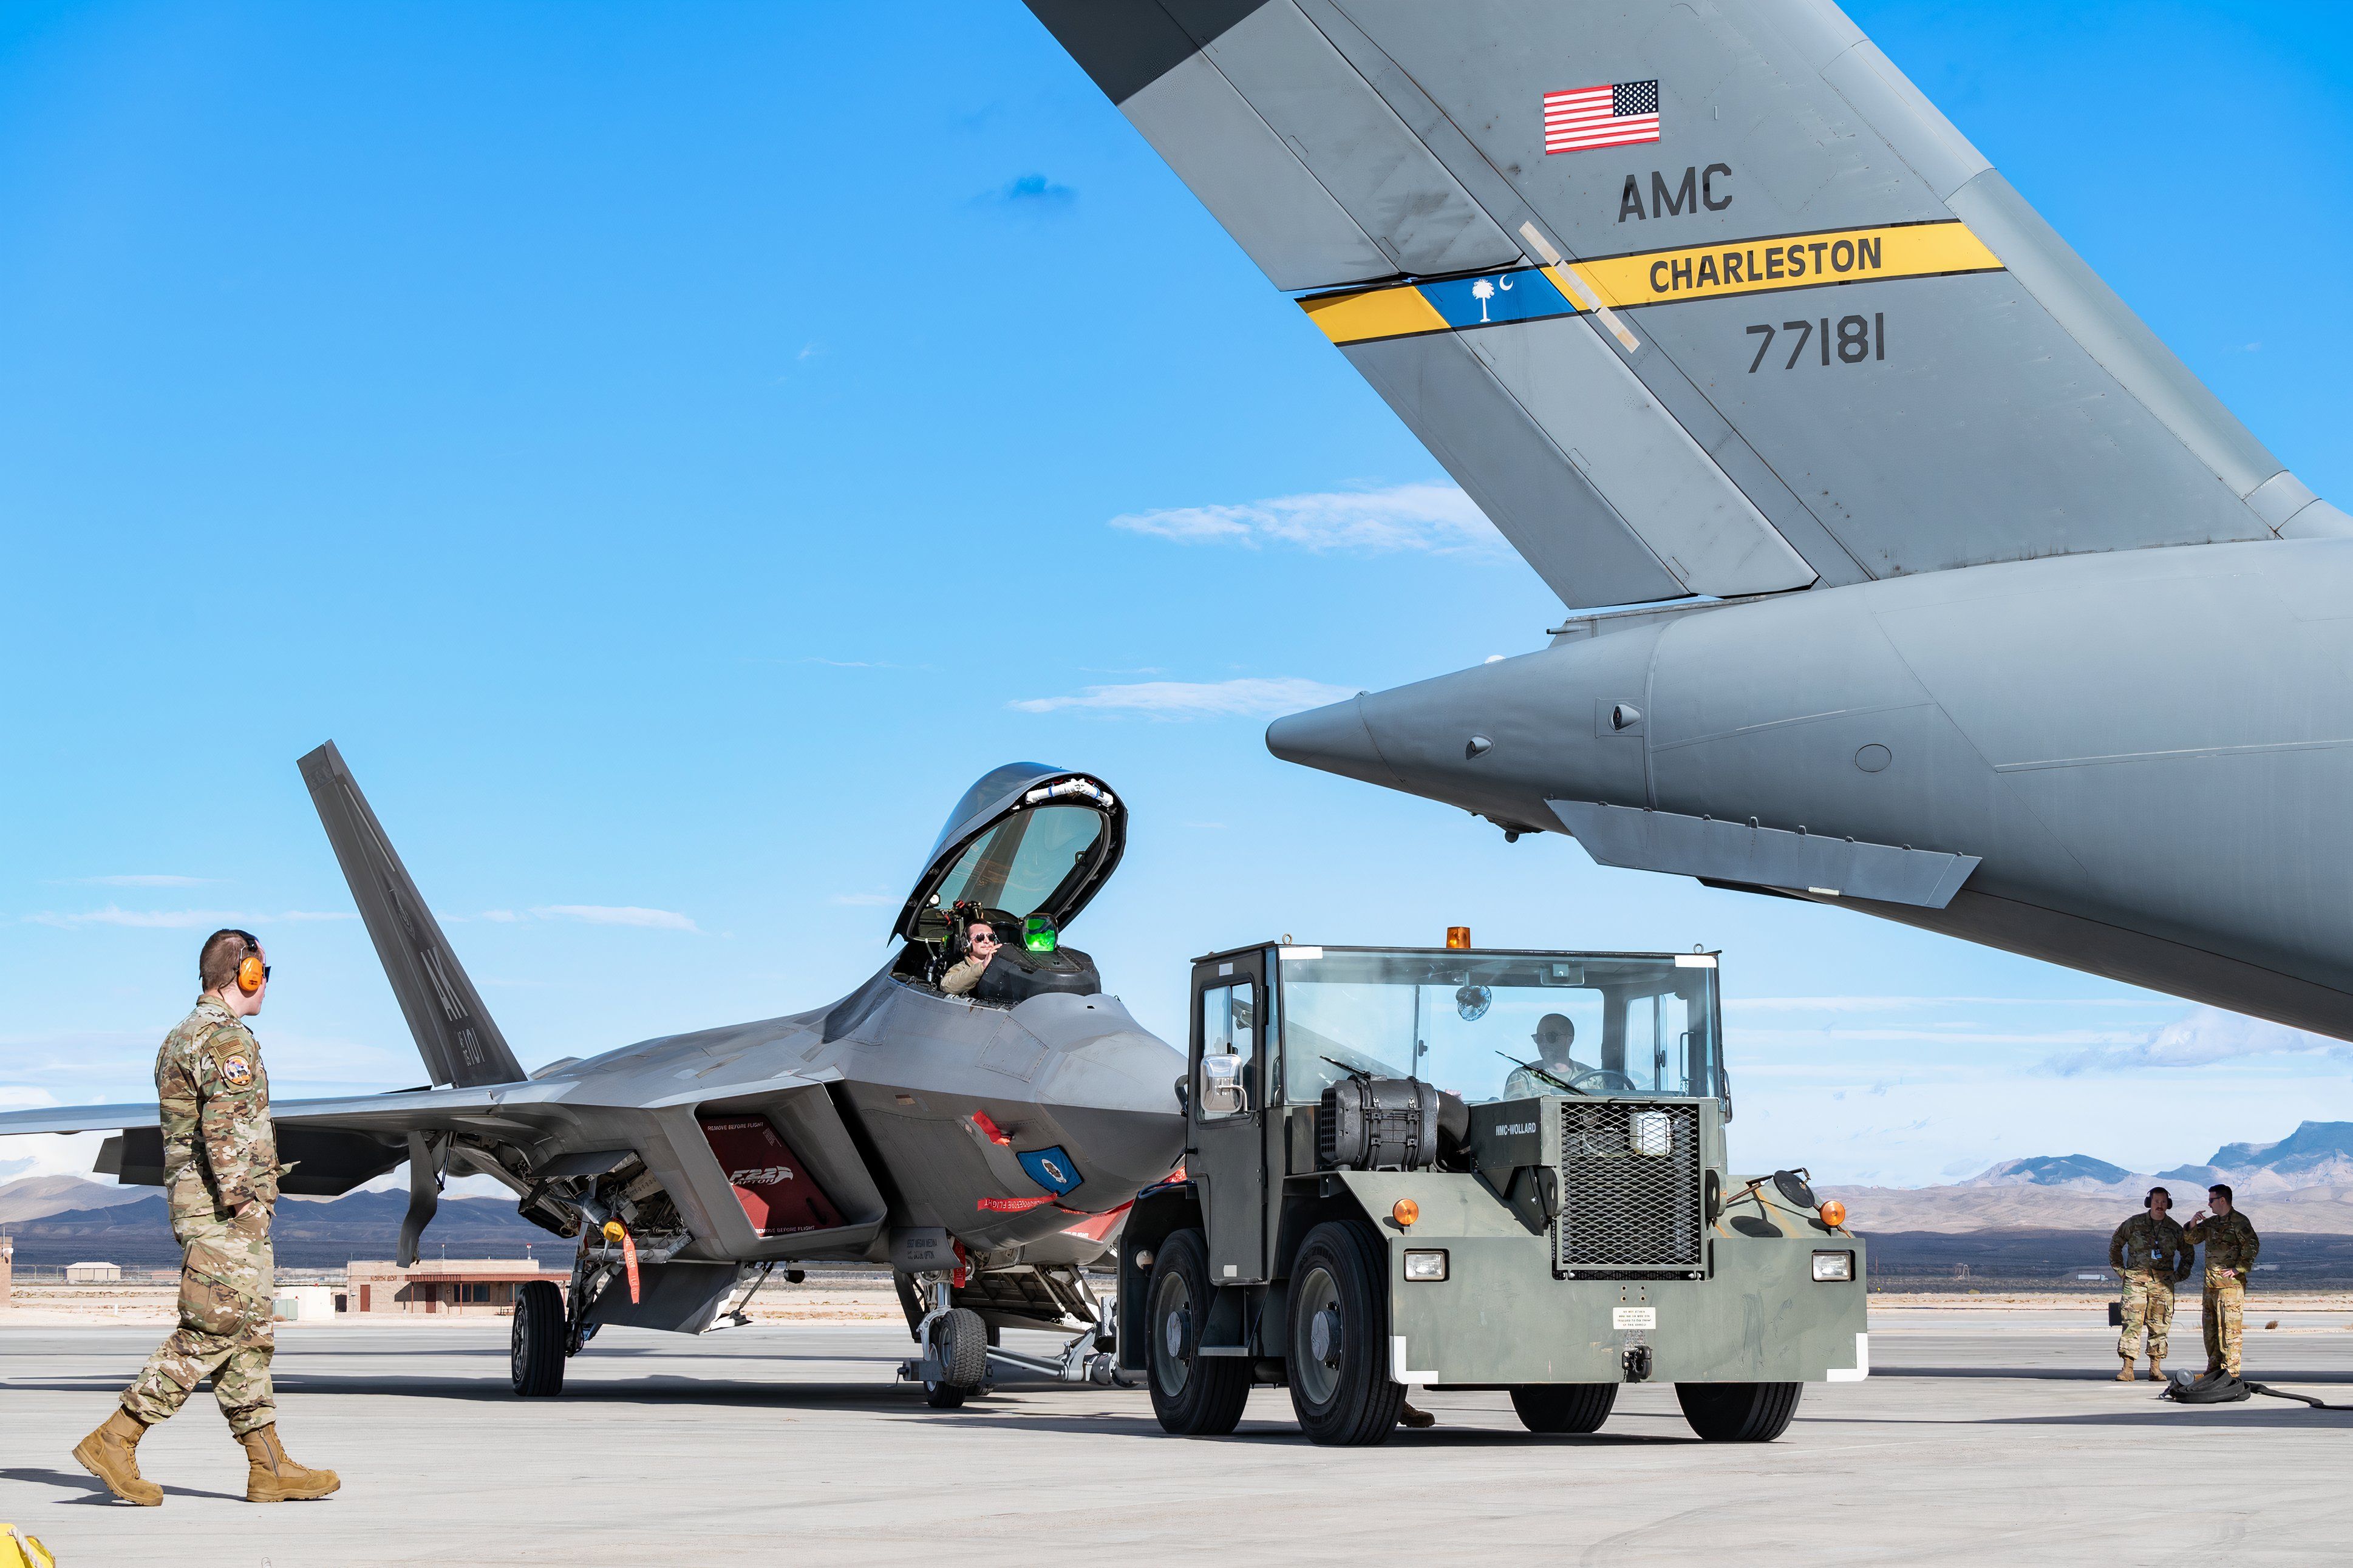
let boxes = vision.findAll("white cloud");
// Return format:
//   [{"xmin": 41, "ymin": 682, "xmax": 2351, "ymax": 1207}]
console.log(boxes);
[
  {"xmin": 22, "ymin": 906, "xmax": 353, "ymax": 929},
  {"xmin": 2046, "ymin": 1006, "xmax": 2352, "ymax": 1076},
  {"xmin": 1727, "ymin": 995, "xmax": 2169, "ymax": 1013},
  {"xmin": 1740, "ymin": 1027, "xmax": 2149, "ymax": 1048},
  {"xmin": 26, "ymin": 905, "xmax": 242, "ymax": 929},
  {"xmin": 1109, "ymin": 483, "xmax": 1502, "ymax": 556},
  {"xmin": 1011, "ymin": 676, "xmax": 1355, "ymax": 720},
  {"xmin": 0, "ymin": 1133, "xmax": 114, "ymax": 1178},
  {"xmin": 531, "ymin": 904, "xmax": 698, "ymax": 932}
]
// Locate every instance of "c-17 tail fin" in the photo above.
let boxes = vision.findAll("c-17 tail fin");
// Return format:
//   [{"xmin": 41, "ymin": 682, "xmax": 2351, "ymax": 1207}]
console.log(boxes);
[
  {"xmin": 1026, "ymin": 0, "xmax": 2346, "ymax": 613},
  {"xmin": 298, "ymin": 741, "xmax": 525, "ymax": 1089}
]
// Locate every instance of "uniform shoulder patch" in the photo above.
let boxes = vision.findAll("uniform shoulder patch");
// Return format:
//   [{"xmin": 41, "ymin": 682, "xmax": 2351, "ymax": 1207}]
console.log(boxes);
[{"xmin": 220, "ymin": 1054, "xmax": 254, "ymax": 1088}]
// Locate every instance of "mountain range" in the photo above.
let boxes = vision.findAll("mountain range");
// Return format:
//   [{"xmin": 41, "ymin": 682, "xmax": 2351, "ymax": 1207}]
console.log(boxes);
[
  {"xmin": 1959, "ymin": 1121, "xmax": 2353, "ymax": 1195},
  {"xmin": 1819, "ymin": 1121, "xmax": 2353, "ymax": 1235},
  {"xmin": 11, "ymin": 1121, "xmax": 2353, "ymax": 1260}
]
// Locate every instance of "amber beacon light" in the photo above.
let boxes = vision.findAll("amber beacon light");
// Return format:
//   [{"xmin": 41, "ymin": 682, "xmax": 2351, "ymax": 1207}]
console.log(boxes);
[
  {"xmin": 1818, "ymin": 1200, "xmax": 1847, "ymax": 1229},
  {"xmin": 1445, "ymin": 926, "xmax": 1471, "ymax": 949},
  {"xmin": 1392, "ymin": 1198, "xmax": 1420, "ymax": 1227}
]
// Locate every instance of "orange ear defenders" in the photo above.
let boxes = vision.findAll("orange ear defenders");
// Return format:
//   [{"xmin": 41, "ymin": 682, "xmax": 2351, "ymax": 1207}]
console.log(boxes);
[{"xmin": 232, "ymin": 931, "xmax": 268, "ymax": 994}]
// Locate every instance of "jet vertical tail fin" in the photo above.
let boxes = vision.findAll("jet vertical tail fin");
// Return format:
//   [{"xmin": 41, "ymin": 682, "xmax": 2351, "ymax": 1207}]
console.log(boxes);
[
  {"xmin": 298, "ymin": 741, "xmax": 526, "ymax": 1088},
  {"xmin": 1027, "ymin": 0, "xmax": 2344, "ymax": 612}
]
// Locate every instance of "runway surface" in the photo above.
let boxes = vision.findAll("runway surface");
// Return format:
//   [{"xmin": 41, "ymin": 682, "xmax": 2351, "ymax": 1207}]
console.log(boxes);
[{"xmin": 6, "ymin": 1308, "xmax": 2352, "ymax": 1564}]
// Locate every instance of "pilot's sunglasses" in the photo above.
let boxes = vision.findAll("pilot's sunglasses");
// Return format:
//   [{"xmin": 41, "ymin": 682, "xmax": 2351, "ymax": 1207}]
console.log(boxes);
[{"xmin": 971, "ymin": 933, "xmax": 999, "ymax": 946}]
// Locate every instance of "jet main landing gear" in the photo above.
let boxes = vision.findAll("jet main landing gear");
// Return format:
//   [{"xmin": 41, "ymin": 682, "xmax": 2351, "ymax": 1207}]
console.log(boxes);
[{"xmin": 512, "ymin": 1279, "xmax": 568, "ymax": 1397}]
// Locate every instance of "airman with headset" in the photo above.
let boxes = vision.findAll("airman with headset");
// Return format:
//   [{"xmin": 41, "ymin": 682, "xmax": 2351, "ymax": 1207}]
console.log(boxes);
[{"xmin": 73, "ymin": 929, "xmax": 340, "ymax": 1507}]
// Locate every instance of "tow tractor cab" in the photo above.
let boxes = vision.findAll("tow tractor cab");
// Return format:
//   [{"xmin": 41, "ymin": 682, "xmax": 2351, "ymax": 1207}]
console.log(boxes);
[{"xmin": 1119, "ymin": 940, "xmax": 1867, "ymax": 1446}]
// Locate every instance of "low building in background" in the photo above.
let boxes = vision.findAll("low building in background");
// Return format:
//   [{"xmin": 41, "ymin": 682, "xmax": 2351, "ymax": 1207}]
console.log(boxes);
[
  {"xmin": 271, "ymin": 1285, "xmax": 339, "ymax": 1322},
  {"xmin": 346, "ymin": 1258, "xmax": 559, "ymax": 1315},
  {"xmin": 63, "ymin": 1261, "xmax": 121, "ymax": 1284}
]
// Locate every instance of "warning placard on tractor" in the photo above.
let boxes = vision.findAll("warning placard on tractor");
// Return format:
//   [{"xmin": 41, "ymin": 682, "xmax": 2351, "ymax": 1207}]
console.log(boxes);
[{"xmin": 700, "ymin": 1115, "xmax": 844, "ymax": 1237}]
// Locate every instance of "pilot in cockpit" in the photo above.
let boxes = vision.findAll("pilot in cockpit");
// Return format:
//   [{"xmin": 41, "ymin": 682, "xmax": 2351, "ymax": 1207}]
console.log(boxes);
[{"xmin": 939, "ymin": 917, "xmax": 1001, "ymax": 997}]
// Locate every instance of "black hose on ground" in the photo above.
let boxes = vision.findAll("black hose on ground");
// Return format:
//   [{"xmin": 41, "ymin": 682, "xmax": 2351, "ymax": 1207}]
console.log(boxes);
[{"xmin": 2159, "ymin": 1370, "xmax": 2353, "ymax": 1410}]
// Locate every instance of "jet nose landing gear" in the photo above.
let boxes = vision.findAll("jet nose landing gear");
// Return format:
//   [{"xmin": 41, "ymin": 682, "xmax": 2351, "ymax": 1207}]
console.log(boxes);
[{"xmin": 898, "ymin": 1273, "xmax": 991, "ymax": 1408}]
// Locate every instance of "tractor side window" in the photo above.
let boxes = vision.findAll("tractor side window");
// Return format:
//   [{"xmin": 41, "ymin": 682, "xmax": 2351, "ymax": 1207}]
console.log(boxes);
[{"xmin": 1197, "ymin": 981, "xmax": 1256, "ymax": 1121}]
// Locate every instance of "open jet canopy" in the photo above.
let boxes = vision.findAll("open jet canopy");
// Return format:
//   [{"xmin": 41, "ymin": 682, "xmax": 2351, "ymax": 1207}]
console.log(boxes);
[{"xmin": 893, "ymin": 764, "xmax": 1126, "ymax": 945}]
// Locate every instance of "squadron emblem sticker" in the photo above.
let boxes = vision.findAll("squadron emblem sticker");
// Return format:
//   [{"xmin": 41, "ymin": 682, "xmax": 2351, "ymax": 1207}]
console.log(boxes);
[{"xmin": 1545, "ymin": 79, "xmax": 1662, "ymax": 153}]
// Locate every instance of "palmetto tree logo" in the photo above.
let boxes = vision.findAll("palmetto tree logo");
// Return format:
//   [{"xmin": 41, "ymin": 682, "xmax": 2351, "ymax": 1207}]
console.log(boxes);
[{"xmin": 1469, "ymin": 274, "xmax": 1513, "ymax": 322}]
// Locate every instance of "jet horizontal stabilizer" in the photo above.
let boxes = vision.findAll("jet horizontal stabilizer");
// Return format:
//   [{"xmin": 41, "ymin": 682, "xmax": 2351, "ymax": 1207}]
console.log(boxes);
[{"xmin": 1548, "ymin": 799, "xmax": 1978, "ymax": 909}]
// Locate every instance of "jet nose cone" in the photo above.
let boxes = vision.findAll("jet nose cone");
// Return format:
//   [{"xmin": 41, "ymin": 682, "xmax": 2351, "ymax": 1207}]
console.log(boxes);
[{"xmin": 1265, "ymin": 694, "xmax": 1398, "ymax": 788}]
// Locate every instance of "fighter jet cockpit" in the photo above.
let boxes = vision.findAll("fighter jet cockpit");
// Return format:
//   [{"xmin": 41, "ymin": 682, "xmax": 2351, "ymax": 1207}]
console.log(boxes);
[
  {"xmin": 1275, "ymin": 947, "xmax": 1729, "ymax": 1113},
  {"xmin": 888, "ymin": 764, "xmax": 1126, "ymax": 1006}
]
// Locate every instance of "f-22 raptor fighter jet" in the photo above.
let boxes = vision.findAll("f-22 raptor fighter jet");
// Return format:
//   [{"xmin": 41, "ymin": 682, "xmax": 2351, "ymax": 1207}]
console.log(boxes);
[
  {"xmin": 0, "ymin": 745, "xmax": 1183, "ymax": 1405},
  {"xmin": 1030, "ymin": 1, "xmax": 2353, "ymax": 1040}
]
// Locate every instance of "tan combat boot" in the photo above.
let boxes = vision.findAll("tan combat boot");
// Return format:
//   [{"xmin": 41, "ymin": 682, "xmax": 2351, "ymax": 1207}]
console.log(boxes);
[
  {"xmin": 72, "ymin": 1407, "xmax": 163, "ymax": 1506},
  {"xmin": 237, "ymin": 1425, "xmax": 341, "ymax": 1502},
  {"xmin": 2116, "ymin": 1356, "xmax": 2137, "ymax": 1382},
  {"xmin": 2150, "ymin": 1356, "xmax": 2165, "ymax": 1381}
]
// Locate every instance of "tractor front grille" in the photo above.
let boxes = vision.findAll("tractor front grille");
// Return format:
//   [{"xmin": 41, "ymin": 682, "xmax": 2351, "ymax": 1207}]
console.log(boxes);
[{"xmin": 1554, "ymin": 1100, "xmax": 1704, "ymax": 1274}]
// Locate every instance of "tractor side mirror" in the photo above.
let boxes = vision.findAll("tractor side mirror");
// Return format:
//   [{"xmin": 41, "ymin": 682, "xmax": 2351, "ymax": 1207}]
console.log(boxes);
[{"xmin": 1200, "ymin": 1052, "xmax": 1248, "ymax": 1117}]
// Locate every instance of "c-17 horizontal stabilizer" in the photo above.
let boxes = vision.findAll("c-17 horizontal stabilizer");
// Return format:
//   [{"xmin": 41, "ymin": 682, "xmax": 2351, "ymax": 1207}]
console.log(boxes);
[
  {"xmin": 298, "ymin": 741, "xmax": 525, "ymax": 1089},
  {"xmin": 1026, "ymin": 0, "xmax": 2346, "ymax": 611}
]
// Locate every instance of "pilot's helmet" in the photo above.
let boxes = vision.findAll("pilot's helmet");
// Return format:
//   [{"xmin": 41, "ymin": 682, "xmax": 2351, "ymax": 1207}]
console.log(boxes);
[{"xmin": 1533, "ymin": 1013, "xmax": 1576, "ymax": 1053}]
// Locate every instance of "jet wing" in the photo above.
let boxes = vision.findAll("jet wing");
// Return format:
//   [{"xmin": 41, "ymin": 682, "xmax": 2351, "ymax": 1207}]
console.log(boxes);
[
  {"xmin": 0, "ymin": 1102, "xmax": 167, "ymax": 1138},
  {"xmin": 0, "ymin": 1084, "xmax": 574, "ymax": 1202},
  {"xmin": 1027, "ymin": 1, "xmax": 2343, "ymax": 611},
  {"xmin": 0, "ymin": 1083, "xmax": 556, "ymax": 1141}
]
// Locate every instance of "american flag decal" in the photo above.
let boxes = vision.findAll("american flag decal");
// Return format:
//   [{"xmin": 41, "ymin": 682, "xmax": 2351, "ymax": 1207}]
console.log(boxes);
[{"xmin": 1544, "ymin": 80, "xmax": 1661, "ymax": 154}]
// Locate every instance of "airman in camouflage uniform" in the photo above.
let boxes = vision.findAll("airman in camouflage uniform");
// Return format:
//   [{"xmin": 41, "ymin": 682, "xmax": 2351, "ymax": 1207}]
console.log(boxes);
[
  {"xmin": 2108, "ymin": 1186, "xmax": 2191, "ymax": 1380},
  {"xmin": 2184, "ymin": 1184, "xmax": 2261, "ymax": 1378},
  {"xmin": 72, "ymin": 930, "xmax": 338, "ymax": 1506}
]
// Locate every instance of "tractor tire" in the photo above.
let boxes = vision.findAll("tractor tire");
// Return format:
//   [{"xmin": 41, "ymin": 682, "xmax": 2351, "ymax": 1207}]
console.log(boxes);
[
  {"xmin": 1145, "ymin": 1228, "xmax": 1249, "ymax": 1436},
  {"xmin": 1285, "ymin": 1219, "xmax": 1406, "ymax": 1447},
  {"xmin": 1675, "ymin": 1380, "xmax": 1803, "ymax": 1442},
  {"xmin": 511, "ymin": 1280, "xmax": 567, "ymax": 1397},
  {"xmin": 1509, "ymin": 1382, "xmax": 1618, "ymax": 1434},
  {"xmin": 924, "ymin": 1307, "xmax": 988, "ymax": 1408}
]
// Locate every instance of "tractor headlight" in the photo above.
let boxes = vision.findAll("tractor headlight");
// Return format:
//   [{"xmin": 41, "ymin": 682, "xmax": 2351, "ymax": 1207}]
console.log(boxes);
[
  {"xmin": 1403, "ymin": 1250, "xmax": 1449, "ymax": 1282},
  {"xmin": 1630, "ymin": 1110, "xmax": 1671, "ymax": 1157},
  {"xmin": 1812, "ymin": 1250, "xmax": 1854, "ymax": 1282}
]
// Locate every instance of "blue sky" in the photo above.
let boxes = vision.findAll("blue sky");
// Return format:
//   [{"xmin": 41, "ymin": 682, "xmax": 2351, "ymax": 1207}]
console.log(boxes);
[{"xmin": 4, "ymin": 1, "xmax": 2349, "ymax": 1190}]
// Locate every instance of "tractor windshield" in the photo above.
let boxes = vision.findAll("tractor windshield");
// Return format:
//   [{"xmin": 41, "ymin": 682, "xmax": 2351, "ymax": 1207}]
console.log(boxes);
[{"xmin": 1276, "ymin": 948, "xmax": 1725, "ymax": 1110}]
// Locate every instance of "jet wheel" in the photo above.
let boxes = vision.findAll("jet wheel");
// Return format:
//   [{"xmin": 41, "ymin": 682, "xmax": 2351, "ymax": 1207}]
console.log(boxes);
[
  {"xmin": 1675, "ymin": 1381, "xmax": 1803, "ymax": 1442},
  {"xmin": 1510, "ymin": 1383, "xmax": 1618, "ymax": 1433},
  {"xmin": 512, "ymin": 1280, "xmax": 567, "ymax": 1397},
  {"xmin": 1145, "ymin": 1227, "xmax": 1248, "ymax": 1436},
  {"xmin": 1285, "ymin": 1219, "xmax": 1405, "ymax": 1447},
  {"xmin": 923, "ymin": 1307, "xmax": 987, "ymax": 1408}
]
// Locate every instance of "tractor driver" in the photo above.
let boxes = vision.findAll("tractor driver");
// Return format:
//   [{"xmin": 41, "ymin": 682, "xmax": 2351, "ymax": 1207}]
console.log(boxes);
[
  {"xmin": 1505, "ymin": 1013, "xmax": 1592, "ymax": 1097},
  {"xmin": 940, "ymin": 917, "xmax": 1001, "ymax": 997}
]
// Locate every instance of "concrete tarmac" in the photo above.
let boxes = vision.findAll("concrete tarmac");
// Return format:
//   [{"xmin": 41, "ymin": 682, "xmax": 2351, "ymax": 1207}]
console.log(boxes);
[{"xmin": 6, "ymin": 1309, "xmax": 2352, "ymax": 1565}]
